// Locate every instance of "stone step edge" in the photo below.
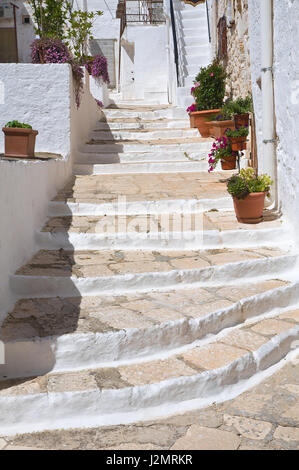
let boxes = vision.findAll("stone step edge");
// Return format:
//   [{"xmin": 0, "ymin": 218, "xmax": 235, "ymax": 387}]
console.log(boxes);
[
  {"xmin": 48, "ymin": 197, "xmax": 234, "ymax": 217},
  {"xmin": 9, "ymin": 253, "xmax": 297, "ymax": 299},
  {"xmin": 2, "ymin": 281, "xmax": 299, "ymax": 379},
  {"xmin": 72, "ymin": 163, "xmax": 219, "ymax": 175},
  {"xmin": 35, "ymin": 227, "xmax": 290, "ymax": 252},
  {"xmin": 0, "ymin": 327, "xmax": 298, "ymax": 437}
]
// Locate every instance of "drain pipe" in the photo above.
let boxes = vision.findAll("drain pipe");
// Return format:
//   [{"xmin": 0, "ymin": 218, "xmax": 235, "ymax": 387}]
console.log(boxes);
[{"xmin": 260, "ymin": 0, "xmax": 278, "ymax": 208}]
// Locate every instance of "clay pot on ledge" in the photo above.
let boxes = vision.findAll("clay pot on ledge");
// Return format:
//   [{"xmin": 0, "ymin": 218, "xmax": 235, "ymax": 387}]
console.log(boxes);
[
  {"xmin": 210, "ymin": 119, "xmax": 235, "ymax": 139},
  {"xmin": 233, "ymin": 192, "xmax": 266, "ymax": 224},
  {"xmin": 234, "ymin": 113, "xmax": 249, "ymax": 128},
  {"xmin": 189, "ymin": 108, "xmax": 221, "ymax": 137},
  {"xmin": 2, "ymin": 127, "xmax": 39, "ymax": 159},
  {"xmin": 229, "ymin": 136, "xmax": 247, "ymax": 151},
  {"xmin": 221, "ymin": 154, "xmax": 237, "ymax": 170}
]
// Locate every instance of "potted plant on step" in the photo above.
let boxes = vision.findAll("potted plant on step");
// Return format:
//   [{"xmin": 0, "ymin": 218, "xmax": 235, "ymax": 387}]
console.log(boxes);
[
  {"xmin": 2, "ymin": 121, "xmax": 38, "ymax": 158},
  {"xmin": 226, "ymin": 126, "xmax": 249, "ymax": 151},
  {"xmin": 208, "ymin": 110, "xmax": 235, "ymax": 139},
  {"xmin": 208, "ymin": 136, "xmax": 238, "ymax": 172},
  {"xmin": 224, "ymin": 94, "xmax": 253, "ymax": 128},
  {"xmin": 227, "ymin": 168, "xmax": 273, "ymax": 224},
  {"xmin": 187, "ymin": 61, "xmax": 226, "ymax": 137}
]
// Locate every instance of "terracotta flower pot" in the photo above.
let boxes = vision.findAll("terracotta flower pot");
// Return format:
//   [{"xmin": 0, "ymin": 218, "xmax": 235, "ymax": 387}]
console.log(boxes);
[
  {"xmin": 210, "ymin": 119, "xmax": 235, "ymax": 139},
  {"xmin": 229, "ymin": 136, "xmax": 247, "ymax": 151},
  {"xmin": 234, "ymin": 113, "xmax": 249, "ymax": 128},
  {"xmin": 233, "ymin": 192, "xmax": 266, "ymax": 224},
  {"xmin": 221, "ymin": 154, "xmax": 237, "ymax": 170},
  {"xmin": 190, "ymin": 108, "xmax": 221, "ymax": 137},
  {"xmin": 3, "ymin": 127, "xmax": 39, "ymax": 159}
]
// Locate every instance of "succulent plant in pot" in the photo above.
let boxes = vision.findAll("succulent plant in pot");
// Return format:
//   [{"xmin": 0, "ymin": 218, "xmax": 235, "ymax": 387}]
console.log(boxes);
[
  {"xmin": 208, "ymin": 110, "xmax": 235, "ymax": 139},
  {"xmin": 187, "ymin": 61, "xmax": 226, "ymax": 137},
  {"xmin": 226, "ymin": 126, "xmax": 249, "ymax": 151},
  {"xmin": 223, "ymin": 94, "xmax": 253, "ymax": 128},
  {"xmin": 208, "ymin": 136, "xmax": 238, "ymax": 172},
  {"xmin": 2, "ymin": 121, "xmax": 38, "ymax": 159},
  {"xmin": 227, "ymin": 168, "xmax": 273, "ymax": 224}
]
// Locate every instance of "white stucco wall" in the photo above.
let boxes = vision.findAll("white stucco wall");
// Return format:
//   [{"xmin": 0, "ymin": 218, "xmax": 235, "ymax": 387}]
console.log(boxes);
[
  {"xmin": 121, "ymin": 24, "xmax": 169, "ymax": 104},
  {"xmin": 0, "ymin": 63, "xmax": 101, "ymax": 322},
  {"xmin": 248, "ymin": 0, "xmax": 299, "ymax": 243}
]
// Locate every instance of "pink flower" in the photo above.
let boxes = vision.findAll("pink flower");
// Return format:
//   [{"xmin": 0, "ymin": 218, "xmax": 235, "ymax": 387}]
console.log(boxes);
[
  {"xmin": 208, "ymin": 166, "xmax": 214, "ymax": 173},
  {"xmin": 210, "ymin": 73, "xmax": 214, "ymax": 77}
]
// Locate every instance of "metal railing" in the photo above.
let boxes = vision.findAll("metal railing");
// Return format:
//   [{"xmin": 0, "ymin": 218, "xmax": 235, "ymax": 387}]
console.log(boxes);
[{"xmin": 117, "ymin": 0, "xmax": 165, "ymax": 37}]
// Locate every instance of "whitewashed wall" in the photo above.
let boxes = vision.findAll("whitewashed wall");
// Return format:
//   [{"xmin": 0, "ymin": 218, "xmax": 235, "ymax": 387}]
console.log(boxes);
[
  {"xmin": 248, "ymin": 0, "xmax": 299, "ymax": 243},
  {"xmin": 0, "ymin": 63, "xmax": 101, "ymax": 322},
  {"xmin": 121, "ymin": 24, "xmax": 169, "ymax": 104}
]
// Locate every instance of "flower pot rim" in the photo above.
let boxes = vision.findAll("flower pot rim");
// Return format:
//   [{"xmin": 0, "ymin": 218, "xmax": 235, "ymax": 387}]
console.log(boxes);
[
  {"xmin": 2, "ymin": 127, "xmax": 38, "ymax": 135},
  {"xmin": 229, "ymin": 136, "xmax": 248, "ymax": 141},
  {"xmin": 232, "ymin": 192, "xmax": 267, "ymax": 200},
  {"xmin": 210, "ymin": 119, "xmax": 235, "ymax": 125},
  {"xmin": 190, "ymin": 108, "xmax": 221, "ymax": 116}
]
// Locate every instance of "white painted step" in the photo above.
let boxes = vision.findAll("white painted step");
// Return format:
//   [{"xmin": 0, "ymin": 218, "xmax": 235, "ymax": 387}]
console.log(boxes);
[
  {"xmin": 183, "ymin": 31, "xmax": 209, "ymax": 42},
  {"xmin": 1, "ymin": 280, "xmax": 296, "ymax": 379},
  {"xmin": 187, "ymin": 63, "xmax": 210, "ymax": 76},
  {"xmin": 185, "ymin": 44, "xmax": 210, "ymax": 55},
  {"xmin": 48, "ymin": 197, "xmax": 234, "ymax": 217},
  {"xmin": 76, "ymin": 149, "xmax": 209, "ymax": 164},
  {"xmin": 37, "ymin": 222, "xmax": 289, "ymax": 252},
  {"xmin": 102, "ymin": 107, "xmax": 187, "ymax": 120},
  {"xmin": 10, "ymin": 253, "xmax": 297, "ymax": 299},
  {"xmin": 73, "ymin": 161, "xmax": 209, "ymax": 175},
  {"xmin": 95, "ymin": 120, "xmax": 190, "ymax": 130},
  {"xmin": 1, "ymin": 323, "xmax": 298, "ymax": 436},
  {"xmin": 182, "ymin": 18, "xmax": 207, "ymax": 29},
  {"xmin": 81, "ymin": 141, "xmax": 212, "ymax": 154},
  {"xmin": 89, "ymin": 128, "xmax": 199, "ymax": 141}
]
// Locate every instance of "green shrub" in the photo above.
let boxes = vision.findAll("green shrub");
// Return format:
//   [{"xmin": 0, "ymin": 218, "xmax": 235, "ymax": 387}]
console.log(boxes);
[
  {"xmin": 192, "ymin": 61, "xmax": 226, "ymax": 111},
  {"xmin": 226, "ymin": 126, "xmax": 249, "ymax": 138},
  {"xmin": 5, "ymin": 120, "xmax": 32, "ymax": 129},
  {"xmin": 227, "ymin": 168, "xmax": 273, "ymax": 199},
  {"xmin": 223, "ymin": 94, "xmax": 253, "ymax": 116}
]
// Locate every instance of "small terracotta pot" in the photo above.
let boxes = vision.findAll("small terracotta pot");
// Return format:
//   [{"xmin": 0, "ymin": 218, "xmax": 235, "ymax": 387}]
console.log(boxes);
[
  {"xmin": 234, "ymin": 113, "xmax": 249, "ymax": 128},
  {"xmin": 233, "ymin": 192, "xmax": 266, "ymax": 224},
  {"xmin": 3, "ymin": 127, "xmax": 38, "ymax": 158},
  {"xmin": 229, "ymin": 136, "xmax": 247, "ymax": 151},
  {"xmin": 210, "ymin": 119, "xmax": 235, "ymax": 139},
  {"xmin": 221, "ymin": 154, "xmax": 237, "ymax": 170},
  {"xmin": 189, "ymin": 108, "xmax": 221, "ymax": 137}
]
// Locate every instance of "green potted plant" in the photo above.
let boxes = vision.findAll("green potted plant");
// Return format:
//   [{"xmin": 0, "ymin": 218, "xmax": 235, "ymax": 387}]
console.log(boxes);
[
  {"xmin": 227, "ymin": 168, "xmax": 273, "ymax": 223},
  {"xmin": 2, "ymin": 121, "xmax": 38, "ymax": 159},
  {"xmin": 224, "ymin": 94, "xmax": 253, "ymax": 128},
  {"xmin": 226, "ymin": 126, "xmax": 249, "ymax": 151},
  {"xmin": 208, "ymin": 136, "xmax": 238, "ymax": 172},
  {"xmin": 208, "ymin": 110, "xmax": 235, "ymax": 139},
  {"xmin": 187, "ymin": 61, "xmax": 226, "ymax": 137}
]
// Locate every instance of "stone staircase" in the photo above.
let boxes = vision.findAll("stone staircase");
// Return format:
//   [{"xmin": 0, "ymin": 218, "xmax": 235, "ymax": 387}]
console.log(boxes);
[
  {"xmin": 0, "ymin": 104, "xmax": 298, "ymax": 437},
  {"xmin": 174, "ymin": 1, "xmax": 212, "ymax": 108}
]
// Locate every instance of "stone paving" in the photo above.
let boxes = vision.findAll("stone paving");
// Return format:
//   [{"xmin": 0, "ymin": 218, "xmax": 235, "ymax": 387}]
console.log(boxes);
[
  {"xmin": 0, "ymin": 280, "xmax": 287, "ymax": 340},
  {"xmin": 1, "ymin": 361, "xmax": 298, "ymax": 450},
  {"xmin": 42, "ymin": 210, "xmax": 282, "ymax": 234},
  {"xmin": 15, "ymin": 247, "xmax": 286, "ymax": 278},
  {"xmin": 52, "ymin": 172, "xmax": 231, "ymax": 203},
  {"xmin": 0, "ymin": 307, "xmax": 297, "ymax": 395}
]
